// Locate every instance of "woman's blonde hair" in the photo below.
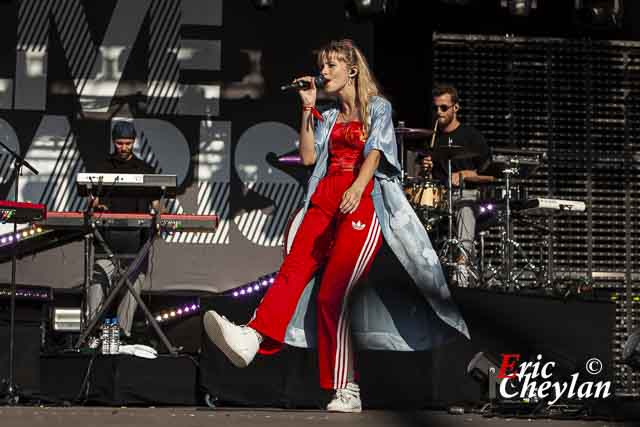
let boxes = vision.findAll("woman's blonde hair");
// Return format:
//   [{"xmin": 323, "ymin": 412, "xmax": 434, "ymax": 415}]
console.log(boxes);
[{"xmin": 317, "ymin": 39, "xmax": 382, "ymax": 136}]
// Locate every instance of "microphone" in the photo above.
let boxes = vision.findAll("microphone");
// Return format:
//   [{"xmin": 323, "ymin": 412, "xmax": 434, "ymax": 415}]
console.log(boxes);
[
  {"xmin": 280, "ymin": 75, "xmax": 326, "ymax": 92},
  {"xmin": 266, "ymin": 151, "xmax": 304, "ymax": 166}
]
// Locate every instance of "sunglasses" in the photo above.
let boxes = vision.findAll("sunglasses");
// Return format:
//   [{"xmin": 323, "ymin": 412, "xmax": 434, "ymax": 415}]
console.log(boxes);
[{"xmin": 432, "ymin": 104, "xmax": 454, "ymax": 113}]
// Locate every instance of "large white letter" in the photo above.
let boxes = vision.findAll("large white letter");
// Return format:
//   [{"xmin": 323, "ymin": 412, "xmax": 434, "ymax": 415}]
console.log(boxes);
[
  {"xmin": 15, "ymin": 0, "xmax": 150, "ymax": 112},
  {"xmin": 147, "ymin": 0, "xmax": 222, "ymax": 117}
]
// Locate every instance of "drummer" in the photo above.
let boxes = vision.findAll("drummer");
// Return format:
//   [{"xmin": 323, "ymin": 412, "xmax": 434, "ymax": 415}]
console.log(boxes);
[{"xmin": 418, "ymin": 84, "xmax": 494, "ymax": 284}]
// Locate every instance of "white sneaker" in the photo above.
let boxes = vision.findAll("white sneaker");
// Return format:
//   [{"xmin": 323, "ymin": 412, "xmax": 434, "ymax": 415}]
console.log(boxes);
[
  {"xmin": 327, "ymin": 382, "xmax": 362, "ymax": 413},
  {"xmin": 203, "ymin": 310, "xmax": 260, "ymax": 368}
]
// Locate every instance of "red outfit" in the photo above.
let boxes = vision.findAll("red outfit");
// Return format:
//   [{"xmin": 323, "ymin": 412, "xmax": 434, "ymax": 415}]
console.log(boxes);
[{"xmin": 249, "ymin": 121, "xmax": 382, "ymax": 390}]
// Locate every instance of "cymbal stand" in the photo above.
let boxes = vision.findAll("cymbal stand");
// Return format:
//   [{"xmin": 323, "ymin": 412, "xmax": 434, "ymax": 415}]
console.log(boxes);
[
  {"xmin": 477, "ymin": 231, "xmax": 500, "ymax": 288},
  {"xmin": 511, "ymin": 213, "xmax": 552, "ymax": 288},
  {"xmin": 479, "ymin": 231, "xmax": 486, "ymax": 285},
  {"xmin": 502, "ymin": 167, "xmax": 515, "ymax": 289},
  {"xmin": 498, "ymin": 166, "xmax": 539, "ymax": 291},
  {"xmin": 397, "ymin": 121, "xmax": 406, "ymax": 181},
  {"xmin": 545, "ymin": 216, "xmax": 555, "ymax": 287},
  {"xmin": 438, "ymin": 138, "xmax": 474, "ymax": 285}
]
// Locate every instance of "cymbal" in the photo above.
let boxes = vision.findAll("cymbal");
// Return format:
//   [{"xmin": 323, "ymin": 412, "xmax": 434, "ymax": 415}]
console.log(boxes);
[
  {"xmin": 394, "ymin": 126, "xmax": 434, "ymax": 139},
  {"xmin": 403, "ymin": 139, "xmax": 432, "ymax": 152},
  {"xmin": 416, "ymin": 145, "xmax": 479, "ymax": 160}
]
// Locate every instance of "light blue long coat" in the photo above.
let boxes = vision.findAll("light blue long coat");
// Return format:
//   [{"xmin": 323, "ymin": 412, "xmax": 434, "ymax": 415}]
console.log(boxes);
[{"xmin": 284, "ymin": 96, "xmax": 469, "ymax": 351}]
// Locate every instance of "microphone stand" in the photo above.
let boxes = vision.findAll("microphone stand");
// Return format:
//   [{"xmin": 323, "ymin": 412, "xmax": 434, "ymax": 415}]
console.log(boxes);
[{"xmin": 0, "ymin": 140, "xmax": 39, "ymax": 405}]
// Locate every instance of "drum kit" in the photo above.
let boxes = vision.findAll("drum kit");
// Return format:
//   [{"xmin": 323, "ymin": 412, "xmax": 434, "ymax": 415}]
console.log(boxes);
[{"xmin": 394, "ymin": 124, "xmax": 545, "ymax": 290}]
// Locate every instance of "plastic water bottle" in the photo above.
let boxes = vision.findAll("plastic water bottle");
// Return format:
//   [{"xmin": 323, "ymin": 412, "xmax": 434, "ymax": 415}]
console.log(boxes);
[
  {"xmin": 110, "ymin": 317, "xmax": 120, "ymax": 354},
  {"xmin": 101, "ymin": 318, "xmax": 111, "ymax": 355}
]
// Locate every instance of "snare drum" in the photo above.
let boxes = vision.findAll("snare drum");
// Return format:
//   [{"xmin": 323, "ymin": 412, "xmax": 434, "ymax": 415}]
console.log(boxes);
[{"xmin": 404, "ymin": 180, "xmax": 446, "ymax": 209}]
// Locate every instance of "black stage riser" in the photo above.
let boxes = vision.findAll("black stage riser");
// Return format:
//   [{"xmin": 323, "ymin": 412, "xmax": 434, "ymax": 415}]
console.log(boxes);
[
  {"xmin": 40, "ymin": 355, "xmax": 198, "ymax": 406},
  {"xmin": 0, "ymin": 300, "xmax": 47, "ymax": 395},
  {"xmin": 1, "ymin": 286, "xmax": 615, "ymax": 408},
  {"xmin": 199, "ymin": 287, "xmax": 615, "ymax": 409},
  {"xmin": 0, "ymin": 324, "xmax": 41, "ymax": 395}
]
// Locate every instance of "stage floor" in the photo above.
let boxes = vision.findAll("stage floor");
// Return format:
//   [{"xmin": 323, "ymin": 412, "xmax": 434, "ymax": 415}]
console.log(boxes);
[{"xmin": 0, "ymin": 407, "xmax": 634, "ymax": 427}]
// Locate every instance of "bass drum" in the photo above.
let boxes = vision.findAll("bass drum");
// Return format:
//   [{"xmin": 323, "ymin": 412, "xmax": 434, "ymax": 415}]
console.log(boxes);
[{"xmin": 283, "ymin": 207, "xmax": 305, "ymax": 258}]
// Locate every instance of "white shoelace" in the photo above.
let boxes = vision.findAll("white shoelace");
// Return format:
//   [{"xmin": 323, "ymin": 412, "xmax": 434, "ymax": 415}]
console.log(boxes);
[
  {"xmin": 220, "ymin": 314, "xmax": 263, "ymax": 344},
  {"xmin": 335, "ymin": 387, "xmax": 359, "ymax": 403}
]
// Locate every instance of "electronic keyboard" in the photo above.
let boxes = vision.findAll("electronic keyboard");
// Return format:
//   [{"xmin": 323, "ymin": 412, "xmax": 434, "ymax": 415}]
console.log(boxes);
[{"xmin": 76, "ymin": 173, "xmax": 177, "ymax": 198}]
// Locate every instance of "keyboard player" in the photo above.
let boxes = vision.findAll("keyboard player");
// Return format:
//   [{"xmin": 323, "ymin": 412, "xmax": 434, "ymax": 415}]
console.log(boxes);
[{"xmin": 87, "ymin": 120, "xmax": 159, "ymax": 340}]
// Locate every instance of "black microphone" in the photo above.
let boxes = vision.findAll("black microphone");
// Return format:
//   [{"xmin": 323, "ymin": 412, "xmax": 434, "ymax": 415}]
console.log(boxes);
[{"xmin": 280, "ymin": 75, "xmax": 326, "ymax": 92}]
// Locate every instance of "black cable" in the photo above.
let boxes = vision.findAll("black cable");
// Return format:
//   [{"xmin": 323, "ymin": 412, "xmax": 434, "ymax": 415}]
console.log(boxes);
[{"xmin": 73, "ymin": 350, "xmax": 99, "ymax": 405}]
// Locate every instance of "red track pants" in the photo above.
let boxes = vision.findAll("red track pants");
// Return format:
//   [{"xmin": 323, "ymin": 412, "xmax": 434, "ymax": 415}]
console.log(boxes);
[{"xmin": 249, "ymin": 172, "xmax": 382, "ymax": 390}]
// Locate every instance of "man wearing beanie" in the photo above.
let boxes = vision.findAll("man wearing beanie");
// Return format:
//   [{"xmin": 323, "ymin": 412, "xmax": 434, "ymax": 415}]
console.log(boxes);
[{"xmin": 87, "ymin": 120, "xmax": 157, "ymax": 341}]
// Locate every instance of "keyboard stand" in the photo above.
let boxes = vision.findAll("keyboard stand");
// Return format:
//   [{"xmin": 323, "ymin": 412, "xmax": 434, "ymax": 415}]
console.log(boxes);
[{"xmin": 75, "ymin": 197, "xmax": 178, "ymax": 355}]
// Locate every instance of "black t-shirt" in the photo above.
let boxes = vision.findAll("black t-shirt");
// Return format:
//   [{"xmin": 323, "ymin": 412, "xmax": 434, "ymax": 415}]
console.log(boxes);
[
  {"xmin": 429, "ymin": 124, "xmax": 490, "ymax": 188},
  {"xmin": 95, "ymin": 155, "xmax": 155, "ymax": 213},
  {"xmin": 93, "ymin": 155, "xmax": 155, "ymax": 256}
]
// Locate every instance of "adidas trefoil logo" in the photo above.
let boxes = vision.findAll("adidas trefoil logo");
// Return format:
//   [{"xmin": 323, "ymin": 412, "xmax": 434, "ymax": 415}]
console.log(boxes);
[{"xmin": 351, "ymin": 220, "xmax": 366, "ymax": 231}]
